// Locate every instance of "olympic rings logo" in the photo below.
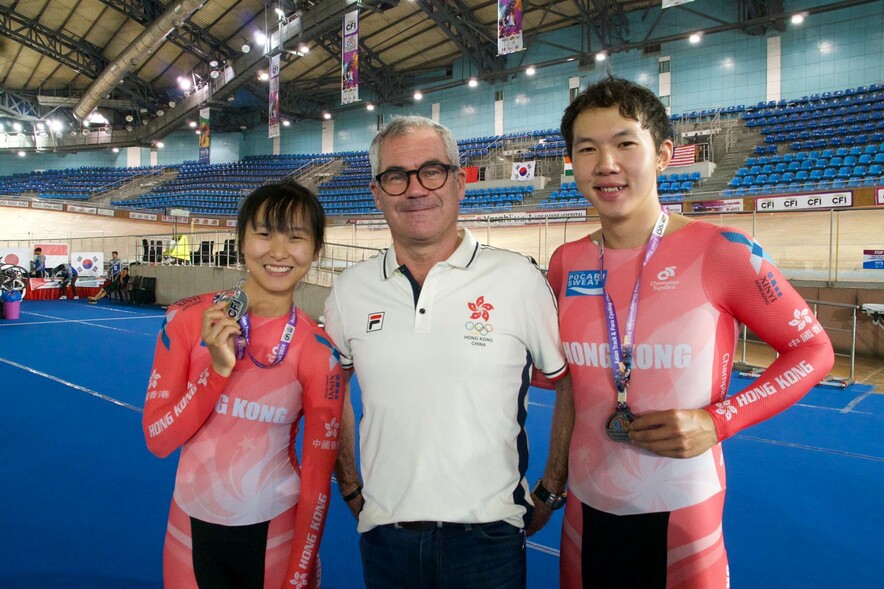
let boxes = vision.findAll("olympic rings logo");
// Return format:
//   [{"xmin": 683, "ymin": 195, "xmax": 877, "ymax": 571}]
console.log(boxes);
[{"xmin": 465, "ymin": 321, "xmax": 494, "ymax": 336}]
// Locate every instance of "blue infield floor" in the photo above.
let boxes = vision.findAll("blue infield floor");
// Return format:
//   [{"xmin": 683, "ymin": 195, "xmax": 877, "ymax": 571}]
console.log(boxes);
[{"xmin": 0, "ymin": 299, "xmax": 881, "ymax": 588}]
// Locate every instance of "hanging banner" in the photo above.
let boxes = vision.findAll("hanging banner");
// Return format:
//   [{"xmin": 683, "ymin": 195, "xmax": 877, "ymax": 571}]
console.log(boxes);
[
  {"xmin": 511, "ymin": 161, "xmax": 535, "ymax": 181},
  {"xmin": 564, "ymin": 156, "xmax": 573, "ymax": 176},
  {"xmin": 269, "ymin": 54, "xmax": 281, "ymax": 139},
  {"xmin": 498, "ymin": 0, "xmax": 524, "ymax": 55},
  {"xmin": 35, "ymin": 243, "xmax": 69, "ymax": 271},
  {"xmin": 662, "ymin": 0, "xmax": 695, "ymax": 8},
  {"xmin": 198, "ymin": 107, "xmax": 210, "ymax": 163},
  {"xmin": 342, "ymin": 10, "xmax": 359, "ymax": 105}
]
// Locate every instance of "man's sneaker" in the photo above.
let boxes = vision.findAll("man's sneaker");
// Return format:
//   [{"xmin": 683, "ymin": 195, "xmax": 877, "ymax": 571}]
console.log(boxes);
[
  {"xmin": 88, "ymin": 300, "xmax": 98, "ymax": 304},
  {"xmin": 59, "ymin": 295, "xmax": 67, "ymax": 300},
  {"xmin": 73, "ymin": 296, "xmax": 79, "ymax": 299}
]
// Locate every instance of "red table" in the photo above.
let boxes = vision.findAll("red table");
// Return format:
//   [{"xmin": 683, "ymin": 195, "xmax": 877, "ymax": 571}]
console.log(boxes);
[{"xmin": 26, "ymin": 278, "xmax": 102, "ymax": 300}]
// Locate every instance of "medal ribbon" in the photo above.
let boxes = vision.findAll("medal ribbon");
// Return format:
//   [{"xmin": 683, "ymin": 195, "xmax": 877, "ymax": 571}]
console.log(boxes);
[
  {"xmin": 235, "ymin": 305, "xmax": 297, "ymax": 368},
  {"xmin": 600, "ymin": 209, "xmax": 669, "ymax": 408}
]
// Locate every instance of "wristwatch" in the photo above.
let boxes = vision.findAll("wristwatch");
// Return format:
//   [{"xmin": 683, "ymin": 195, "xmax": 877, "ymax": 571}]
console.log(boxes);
[{"xmin": 532, "ymin": 479, "xmax": 567, "ymax": 510}]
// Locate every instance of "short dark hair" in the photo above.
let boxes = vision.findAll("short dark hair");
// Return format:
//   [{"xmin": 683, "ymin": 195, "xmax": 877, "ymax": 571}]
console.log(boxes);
[
  {"xmin": 34, "ymin": 247, "xmax": 42, "ymax": 252},
  {"xmin": 112, "ymin": 251, "xmax": 118, "ymax": 256},
  {"xmin": 561, "ymin": 76, "xmax": 674, "ymax": 158},
  {"xmin": 236, "ymin": 180, "xmax": 326, "ymax": 254}
]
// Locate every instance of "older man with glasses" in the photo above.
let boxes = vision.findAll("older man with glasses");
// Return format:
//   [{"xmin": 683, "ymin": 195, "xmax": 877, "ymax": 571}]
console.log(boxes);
[{"xmin": 322, "ymin": 115, "xmax": 573, "ymax": 588}]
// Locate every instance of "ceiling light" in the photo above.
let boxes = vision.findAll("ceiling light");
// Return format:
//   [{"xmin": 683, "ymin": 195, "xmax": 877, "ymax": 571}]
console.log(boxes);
[
  {"xmin": 258, "ymin": 71, "xmax": 270, "ymax": 81},
  {"xmin": 255, "ymin": 31, "xmax": 267, "ymax": 47},
  {"xmin": 209, "ymin": 69, "xmax": 220, "ymax": 79},
  {"xmin": 126, "ymin": 125, "xmax": 134, "ymax": 132},
  {"xmin": 18, "ymin": 151, "xmax": 25, "ymax": 157},
  {"xmin": 283, "ymin": 119, "xmax": 291, "ymax": 126},
  {"xmin": 275, "ymin": 8, "xmax": 285, "ymax": 18},
  {"xmin": 168, "ymin": 101, "xmax": 176, "ymax": 108},
  {"xmin": 298, "ymin": 43, "xmax": 310, "ymax": 55},
  {"xmin": 791, "ymin": 13, "xmax": 805, "ymax": 25},
  {"xmin": 189, "ymin": 121, "xmax": 197, "ymax": 128},
  {"xmin": 157, "ymin": 110, "xmax": 165, "ymax": 117},
  {"xmin": 87, "ymin": 111, "xmax": 108, "ymax": 125},
  {"xmin": 323, "ymin": 112, "xmax": 332, "ymax": 120},
  {"xmin": 209, "ymin": 60, "xmax": 219, "ymax": 68},
  {"xmin": 366, "ymin": 103, "xmax": 375, "ymax": 111},
  {"xmin": 526, "ymin": 66, "xmax": 536, "ymax": 76},
  {"xmin": 36, "ymin": 122, "xmax": 45, "ymax": 131},
  {"xmin": 240, "ymin": 125, "xmax": 248, "ymax": 130},
  {"xmin": 82, "ymin": 129, "xmax": 91, "ymax": 136},
  {"xmin": 125, "ymin": 114, "xmax": 134, "ymax": 122},
  {"xmin": 156, "ymin": 141, "xmax": 164, "ymax": 148},
  {"xmin": 178, "ymin": 76, "xmax": 191, "ymax": 91},
  {"xmin": 50, "ymin": 120, "xmax": 64, "ymax": 132},
  {"xmin": 413, "ymin": 90, "xmax": 423, "ymax": 101},
  {"xmin": 468, "ymin": 78, "xmax": 478, "ymax": 88},
  {"xmin": 689, "ymin": 32, "xmax": 702, "ymax": 44},
  {"xmin": 242, "ymin": 43, "xmax": 251, "ymax": 54},
  {"xmin": 194, "ymin": 130, "xmax": 200, "ymax": 135},
  {"xmin": 112, "ymin": 147, "xmax": 120, "ymax": 153},
  {"xmin": 596, "ymin": 52, "xmax": 607, "ymax": 62}
]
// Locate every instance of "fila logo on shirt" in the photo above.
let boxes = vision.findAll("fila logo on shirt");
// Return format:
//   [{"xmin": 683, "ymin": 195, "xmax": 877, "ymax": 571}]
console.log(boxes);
[
  {"xmin": 650, "ymin": 266, "xmax": 679, "ymax": 291},
  {"xmin": 366, "ymin": 312, "xmax": 385, "ymax": 332}
]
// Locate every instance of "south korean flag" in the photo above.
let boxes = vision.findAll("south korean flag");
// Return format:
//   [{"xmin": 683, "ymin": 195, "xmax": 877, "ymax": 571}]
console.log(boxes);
[
  {"xmin": 74, "ymin": 252, "xmax": 104, "ymax": 277},
  {"xmin": 511, "ymin": 161, "xmax": 535, "ymax": 181}
]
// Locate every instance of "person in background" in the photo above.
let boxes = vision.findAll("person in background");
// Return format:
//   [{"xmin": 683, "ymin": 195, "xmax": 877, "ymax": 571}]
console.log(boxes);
[
  {"xmin": 324, "ymin": 115, "xmax": 573, "ymax": 589},
  {"xmin": 142, "ymin": 181, "xmax": 344, "ymax": 588},
  {"xmin": 30, "ymin": 247, "xmax": 46, "ymax": 277},
  {"xmin": 108, "ymin": 251, "xmax": 123, "ymax": 281},
  {"xmin": 88, "ymin": 267, "xmax": 129, "ymax": 304},
  {"xmin": 549, "ymin": 76, "xmax": 835, "ymax": 588},
  {"xmin": 54, "ymin": 262, "xmax": 78, "ymax": 299}
]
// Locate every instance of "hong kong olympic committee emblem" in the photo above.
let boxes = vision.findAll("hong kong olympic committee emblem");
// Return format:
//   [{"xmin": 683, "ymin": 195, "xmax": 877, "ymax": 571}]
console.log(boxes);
[{"xmin": 464, "ymin": 296, "xmax": 495, "ymax": 346}]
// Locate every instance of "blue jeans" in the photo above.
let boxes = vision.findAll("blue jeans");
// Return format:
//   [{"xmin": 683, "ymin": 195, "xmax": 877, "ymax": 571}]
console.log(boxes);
[{"xmin": 360, "ymin": 520, "xmax": 526, "ymax": 589}]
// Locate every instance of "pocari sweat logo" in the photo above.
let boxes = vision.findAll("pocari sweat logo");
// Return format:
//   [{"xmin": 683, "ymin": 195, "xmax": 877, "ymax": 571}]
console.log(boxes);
[{"xmin": 566, "ymin": 270, "xmax": 606, "ymax": 296}]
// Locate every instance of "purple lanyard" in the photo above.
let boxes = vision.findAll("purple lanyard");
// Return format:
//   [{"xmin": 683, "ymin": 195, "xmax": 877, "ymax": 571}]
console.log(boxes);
[
  {"xmin": 599, "ymin": 209, "xmax": 669, "ymax": 408},
  {"xmin": 235, "ymin": 305, "xmax": 297, "ymax": 368}
]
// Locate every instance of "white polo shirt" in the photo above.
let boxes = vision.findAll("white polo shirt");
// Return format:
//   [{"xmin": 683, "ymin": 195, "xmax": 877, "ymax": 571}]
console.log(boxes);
[{"xmin": 323, "ymin": 229, "xmax": 568, "ymax": 532}]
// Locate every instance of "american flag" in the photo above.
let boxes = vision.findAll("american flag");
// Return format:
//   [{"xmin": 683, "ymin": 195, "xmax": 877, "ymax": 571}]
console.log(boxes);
[{"xmin": 669, "ymin": 145, "xmax": 698, "ymax": 167}]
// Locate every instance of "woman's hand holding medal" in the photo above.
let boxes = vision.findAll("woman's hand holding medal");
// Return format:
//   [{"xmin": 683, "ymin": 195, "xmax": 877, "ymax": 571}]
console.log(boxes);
[
  {"xmin": 627, "ymin": 408, "xmax": 719, "ymax": 459},
  {"xmin": 202, "ymin": 300, "xmax": 243, "ymax": 377}
]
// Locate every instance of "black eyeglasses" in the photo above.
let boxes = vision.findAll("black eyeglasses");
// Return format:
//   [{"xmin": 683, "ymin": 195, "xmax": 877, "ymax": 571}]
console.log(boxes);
[{"xmin": 374, "ymin": 163, "xmax": 455, "ymax": 195}]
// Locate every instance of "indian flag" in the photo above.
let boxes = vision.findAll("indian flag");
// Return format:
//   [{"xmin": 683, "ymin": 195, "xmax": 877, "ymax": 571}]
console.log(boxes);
[{"xmin": 564, "ymin": 156, "xmax": 573, "ymax": 176}]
